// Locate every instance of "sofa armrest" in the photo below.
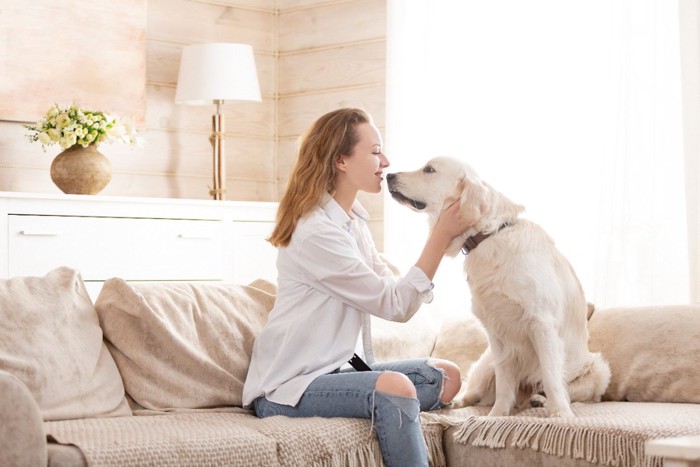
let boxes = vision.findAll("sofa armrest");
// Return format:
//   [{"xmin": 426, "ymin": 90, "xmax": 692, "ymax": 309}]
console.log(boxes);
[{"xmin": 0, "ymin": 370, "xmax": 47, "ymax": 467}]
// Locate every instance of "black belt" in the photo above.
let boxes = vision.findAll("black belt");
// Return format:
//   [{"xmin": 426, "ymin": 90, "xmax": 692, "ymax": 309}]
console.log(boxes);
[{"xmin": 348, "ymin": 353, "xmax": 372, "ymax": 371}]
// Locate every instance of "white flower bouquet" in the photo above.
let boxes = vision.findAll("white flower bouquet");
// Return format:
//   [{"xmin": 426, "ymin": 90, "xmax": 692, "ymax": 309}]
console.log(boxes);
[{"xmin": 25, "ymin": 104, "xmax": 140, "ymax": 151}]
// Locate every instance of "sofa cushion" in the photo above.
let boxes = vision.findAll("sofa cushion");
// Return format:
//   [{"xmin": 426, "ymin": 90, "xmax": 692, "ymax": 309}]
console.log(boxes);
[
  {"xmin": 94, "ymin": 279, "xmax": 276, "ymax": 410},
  {"xmin": 44, "ymin": 410, "xmax": 447, "ymax": 467},
  {"xmin": 430, "ymin": 316, "xmax": 489, "ymax": 375},
  {"xmin": 0, "ymin": 267, "xmax": 131, "ymax": 421},
  {"xmin": 588, "ymin": 305, "xmax": 700, "ymax": 403},
  {"xmin": 371, "ymin": 308, "xmax": 441, "ymax": 362}
]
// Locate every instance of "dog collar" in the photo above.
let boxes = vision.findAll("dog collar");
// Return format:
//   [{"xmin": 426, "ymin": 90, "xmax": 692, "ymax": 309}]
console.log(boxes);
[{"xmin": 461, "ymin": 223, "xmax": 510, "ymax": 255}]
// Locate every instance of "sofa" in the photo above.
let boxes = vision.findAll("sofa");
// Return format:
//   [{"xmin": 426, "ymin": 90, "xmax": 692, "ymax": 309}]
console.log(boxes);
[{"xmin": 2, "ymin": 266, "xmax": 700, "ymax": 467}]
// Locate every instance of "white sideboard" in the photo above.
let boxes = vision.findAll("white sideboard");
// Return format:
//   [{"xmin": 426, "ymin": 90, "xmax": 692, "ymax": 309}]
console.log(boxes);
[{"xmin": 0, "ymin": 192, "xmax": 278, "ymax": 299}]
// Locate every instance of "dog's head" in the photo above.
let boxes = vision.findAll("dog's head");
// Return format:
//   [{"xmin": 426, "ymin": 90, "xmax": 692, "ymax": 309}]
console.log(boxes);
[{"xmin": 387, "ymin": 156, "xmax": 524, "ymax": 255}]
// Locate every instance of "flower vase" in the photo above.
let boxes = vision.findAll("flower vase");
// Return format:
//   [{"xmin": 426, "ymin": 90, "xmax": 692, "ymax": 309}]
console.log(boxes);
[{"xmin": 50, "ymin": 145, "xmax": 112, "ymax": 195}]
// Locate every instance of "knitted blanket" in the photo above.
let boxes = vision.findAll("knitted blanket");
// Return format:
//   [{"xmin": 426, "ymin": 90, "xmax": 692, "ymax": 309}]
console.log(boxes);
[
  {"xmin": 45, "ymin": 410, "xmax": 447, "ymax": 467},
  {"xmin": 444, "ymin": 402, "xmax": 700, "ymax": 467}
]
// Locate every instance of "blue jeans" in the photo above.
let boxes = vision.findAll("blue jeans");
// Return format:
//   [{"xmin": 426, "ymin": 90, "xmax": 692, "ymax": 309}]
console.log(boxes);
[{"xmin": 253, "ymin": 358, "xmax": 445, "ymax": 467}]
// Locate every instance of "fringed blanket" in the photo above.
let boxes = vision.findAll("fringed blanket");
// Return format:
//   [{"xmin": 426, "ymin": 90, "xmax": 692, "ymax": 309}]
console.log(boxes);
[
  {"xmin": 45, "ymin": 410, "xmax": 448, "ymax": 467},
  {"xmin": 446, "ymin": 402, "xmax": 700, "ymax": 467}
]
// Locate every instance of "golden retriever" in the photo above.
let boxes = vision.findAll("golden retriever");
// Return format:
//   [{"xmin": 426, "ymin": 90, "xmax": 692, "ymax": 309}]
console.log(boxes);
[{"xmin": 386, "ymin": 156, "xmax": 610, "ymax": 417}]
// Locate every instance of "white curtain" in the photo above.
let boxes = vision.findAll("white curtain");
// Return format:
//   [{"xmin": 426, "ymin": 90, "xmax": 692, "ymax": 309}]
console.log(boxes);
[{"xmin": 385, "ymin": 0, "xmax": 693, "ymax": 317}]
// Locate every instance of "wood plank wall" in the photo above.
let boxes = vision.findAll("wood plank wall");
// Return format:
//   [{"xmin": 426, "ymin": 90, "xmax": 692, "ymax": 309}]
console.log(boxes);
[
  {"xmin": 0, "ymin": 0, "xmax": 386, "ymax": 246},
  {"xmin": 278, "ymin": 0, "xmax": 387, "ymax": 246}
]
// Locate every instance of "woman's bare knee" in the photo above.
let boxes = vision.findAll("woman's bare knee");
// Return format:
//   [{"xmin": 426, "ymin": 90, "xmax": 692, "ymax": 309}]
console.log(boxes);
[
  {"xmin": 375, "ymin": 371, "xmax": 416, "ymax": 398},
  {"xmin": 430, "ymin": 359, "xmax": 462, "ymax": 403}
]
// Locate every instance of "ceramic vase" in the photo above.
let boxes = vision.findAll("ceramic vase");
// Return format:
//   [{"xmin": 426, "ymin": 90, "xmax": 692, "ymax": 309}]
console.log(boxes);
[{"xmin": 50, "ymin": 145, "xmax": 112, "ymax": 195}]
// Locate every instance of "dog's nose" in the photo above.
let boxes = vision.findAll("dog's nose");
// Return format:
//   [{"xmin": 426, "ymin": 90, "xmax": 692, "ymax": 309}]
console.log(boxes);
[{"xmin": 386, "ymin": 173, "xmax": 396, "ymax": 182}]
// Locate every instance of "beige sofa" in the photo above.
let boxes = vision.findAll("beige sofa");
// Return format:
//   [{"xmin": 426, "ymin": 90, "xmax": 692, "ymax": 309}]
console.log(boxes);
[{"xmin": 2, "ymin": 267, "xmax": 699, "ymax": 467}]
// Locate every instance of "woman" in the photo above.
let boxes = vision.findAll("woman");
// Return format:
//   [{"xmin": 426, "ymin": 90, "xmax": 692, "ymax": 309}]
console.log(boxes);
[{"xmin": 242, "ymin": 108, "xmax": 472, "ymax": 466}]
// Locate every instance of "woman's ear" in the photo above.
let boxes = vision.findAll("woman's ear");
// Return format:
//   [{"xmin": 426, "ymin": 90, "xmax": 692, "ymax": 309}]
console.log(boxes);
[{"xmin": 335, "ymin": 155, "xmax": 347, "ymax": 172}]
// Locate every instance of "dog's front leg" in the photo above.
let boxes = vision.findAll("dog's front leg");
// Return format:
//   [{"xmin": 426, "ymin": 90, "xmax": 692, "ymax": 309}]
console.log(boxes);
[{"xmin": 488, "ymin": 340, "xmax": 518, "ymax": 416}]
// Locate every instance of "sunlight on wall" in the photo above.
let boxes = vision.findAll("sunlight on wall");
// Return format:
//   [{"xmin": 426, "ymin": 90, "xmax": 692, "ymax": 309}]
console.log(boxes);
[{"xmin": 386, "ymin": 0, "xmax": 689, "ymax": 319}]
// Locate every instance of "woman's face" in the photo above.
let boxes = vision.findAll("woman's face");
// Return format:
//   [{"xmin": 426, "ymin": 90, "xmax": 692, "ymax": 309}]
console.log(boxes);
[{"xmin": 340, "ymin": 122, "xmax": 390, "ymax": 194}]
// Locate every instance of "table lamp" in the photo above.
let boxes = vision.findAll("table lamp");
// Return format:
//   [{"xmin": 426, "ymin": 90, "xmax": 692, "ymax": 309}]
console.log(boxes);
[{"xmin": 175, "ymin": 43, "xmax": 261, "ymax": 200}]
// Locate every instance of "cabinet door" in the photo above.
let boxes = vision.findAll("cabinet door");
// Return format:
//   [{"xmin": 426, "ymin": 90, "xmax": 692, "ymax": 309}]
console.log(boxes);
[
  {"xmin": 231, "ymin": 221, "xmax": 277, "ymax": 285},
  {"xmin": 9, "ymin": 215, "xmax": 226, "ymax": 281}
]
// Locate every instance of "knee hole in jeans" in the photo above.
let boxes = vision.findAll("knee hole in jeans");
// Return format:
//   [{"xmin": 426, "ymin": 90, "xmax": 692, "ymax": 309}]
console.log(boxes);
[
  {"xmin": 428, "ymin": 358, "xmax": 462, "ymax": 403},
  {"xmin": 375, "ymin": 371, "xmax": 416, "ymax": 398}
]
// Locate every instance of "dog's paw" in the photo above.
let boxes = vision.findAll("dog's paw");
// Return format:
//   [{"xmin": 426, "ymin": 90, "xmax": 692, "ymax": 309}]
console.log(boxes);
[
  {"xmin": 487, "ymin": 406, "xmax": 512, "ymax": 417},
  {"xmin": 455, "ymin": 390, "xmax": 484, "ymax": 408},
  {"xmin": 549, "ymin": 406, "xmax": 575, "ymax": 418},
  {"xmin": 529, "ymin": 393, "xmax": 546, "ymax": 408}
]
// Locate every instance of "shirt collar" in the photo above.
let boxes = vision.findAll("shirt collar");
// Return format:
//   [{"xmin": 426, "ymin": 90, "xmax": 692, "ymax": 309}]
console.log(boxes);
[
  {"xmin": 350, "ymin": 200, "xmax": 370, "ymax": 222},
  {"xmin": 320, "ymin": 194, "xmax": 371, "ymax": 231},
  {"xmin": 321, "ymin": 194, "xmax": 352, "ymax": 231}
]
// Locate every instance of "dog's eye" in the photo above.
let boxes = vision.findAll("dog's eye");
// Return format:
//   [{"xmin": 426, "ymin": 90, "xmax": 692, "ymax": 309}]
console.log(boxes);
[{"xmin": 423, "ymin": 165, "xmax": 436, "ymax": 174}]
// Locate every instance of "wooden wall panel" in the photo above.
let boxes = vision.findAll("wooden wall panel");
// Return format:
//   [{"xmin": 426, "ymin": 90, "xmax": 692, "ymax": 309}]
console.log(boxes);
[
  {"xmin": 146, "ymin": 40, "xmax": 184, "ymax": 85},
  {"xmin": 0, "ymin": 0, "xmax": 147, "ymax": 125},
  {"xmin": 212, "ymin": 0, "xmax": 276, "ymax": 9},
  {"xmin": 98, "ymin": 172, "xmax": 276, "ymax": 201},
  {"xmin": 108, "ymin": 131, "xmax": 273, "ymax": 177},
  {"xmin": 278, "ymin": 40, "xmax": 385, "ymax": 95},
  {"xmin": 0, "ymin": 123, "xmax": 49, "ymax": 167},
  {"xmin": 278, "ymin": 0, "xmax": 385, "ymax": 52},
  {"xmin": 278, "ymin": 86, "xmax": 386, "ymax": 137},
  {"xmin": 0, "ymin": 167, "xmax": 57, "ymax": 194},
  {"xmin": 148, "ymin": 0, "xmax": 275, "ymax": 50}
]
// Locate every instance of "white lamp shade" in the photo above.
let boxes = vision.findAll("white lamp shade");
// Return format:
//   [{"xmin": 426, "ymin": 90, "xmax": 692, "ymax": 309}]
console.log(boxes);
[{"xmin": 175, "ymin": 43, "xmax": 261, "ymax": 105}]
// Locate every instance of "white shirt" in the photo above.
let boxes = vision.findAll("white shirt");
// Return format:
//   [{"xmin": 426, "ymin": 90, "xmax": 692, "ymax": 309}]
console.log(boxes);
[{"xmin": 241, "ymin": 195, "xmax": 434, "ymax": 407}]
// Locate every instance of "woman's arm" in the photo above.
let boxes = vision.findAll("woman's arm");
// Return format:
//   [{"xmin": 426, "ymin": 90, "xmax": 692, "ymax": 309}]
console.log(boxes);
[{"xmin": 415, "ymin": 200, "xmax": 472, "ymax": 280}]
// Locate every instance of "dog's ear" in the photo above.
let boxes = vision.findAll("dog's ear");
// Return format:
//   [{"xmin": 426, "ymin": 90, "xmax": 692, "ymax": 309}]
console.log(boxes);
[
  {"xmin": 447, "ymin": 178, "xmax": 467, "ymax": 207},
  {"xmin": 484, "ymin": 181, "xmax": 525, "ymax": 220},
  {"xmin": 455, "ymin": 176, "xmax": 489, "ymax": 225}
]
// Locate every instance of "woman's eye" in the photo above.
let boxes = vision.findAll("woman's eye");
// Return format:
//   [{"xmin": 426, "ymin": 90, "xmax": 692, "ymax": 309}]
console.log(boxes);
[
  {"xmin": 372, "ymin": 151, "xmax": 382, "ymax": 156},
  {"xmin": 423, "ymin": 165, "xmax": 435, "ymax": 173}
]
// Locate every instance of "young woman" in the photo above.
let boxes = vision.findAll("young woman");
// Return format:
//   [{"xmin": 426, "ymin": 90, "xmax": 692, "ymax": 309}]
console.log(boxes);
[{"xmin": 242, "ymin": 108, "xmax": 472, "ymax": 466}]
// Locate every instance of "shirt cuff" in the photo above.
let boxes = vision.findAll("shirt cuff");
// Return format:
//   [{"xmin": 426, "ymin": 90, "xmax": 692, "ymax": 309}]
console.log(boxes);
[{"xmin": 406, "ymin": 266, "xmax": 435, "ymax": 304}]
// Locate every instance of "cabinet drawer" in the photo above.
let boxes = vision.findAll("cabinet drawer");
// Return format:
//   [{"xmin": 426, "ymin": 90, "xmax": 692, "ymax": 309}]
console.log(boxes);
[{"xmin": 8, "ymin": 215, "xmax": 226, "ymax": 281}]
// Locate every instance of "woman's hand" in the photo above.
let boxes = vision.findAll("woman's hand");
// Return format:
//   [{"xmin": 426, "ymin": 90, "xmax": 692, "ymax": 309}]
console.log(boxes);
[
  {"xmin": 415, "ymin": 199, "xmax": 475, "ymax": 280},
  {"xmin": 432, "ymin": 199, "xmax": 474, "ymax": 241}
]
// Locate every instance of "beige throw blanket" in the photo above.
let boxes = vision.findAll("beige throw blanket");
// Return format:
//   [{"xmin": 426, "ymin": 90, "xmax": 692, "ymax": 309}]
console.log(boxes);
[
  {"xmin": 45, "ymin": 411, "xmax": 447, "ymax": 467},
  {"xmin": 448, "ymin": 402, "xmax": 700, "ymax": 467}
]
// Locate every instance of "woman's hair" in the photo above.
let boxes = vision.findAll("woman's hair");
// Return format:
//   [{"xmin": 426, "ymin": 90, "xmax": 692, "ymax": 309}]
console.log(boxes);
[{"xmin": 268, "ymin": 108, "xmax": 371, "ymax": 247}]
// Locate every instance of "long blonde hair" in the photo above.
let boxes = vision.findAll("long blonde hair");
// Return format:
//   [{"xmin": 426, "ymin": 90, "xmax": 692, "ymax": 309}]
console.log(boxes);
[{"xmin": 269, "ymin": 108, "xmax": 370, "ymax": 247}]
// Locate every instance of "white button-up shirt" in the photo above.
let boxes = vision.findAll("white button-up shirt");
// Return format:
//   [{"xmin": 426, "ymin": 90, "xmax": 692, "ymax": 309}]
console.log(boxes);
[{"xmin": 242, "ymin": 195, "xmax": 434, "ymax": 407}]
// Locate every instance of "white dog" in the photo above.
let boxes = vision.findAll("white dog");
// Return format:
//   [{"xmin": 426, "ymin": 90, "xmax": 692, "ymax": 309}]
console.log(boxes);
[{"xmin": 387, "ymin": 156, "xmax": 610, "ymax": 418}]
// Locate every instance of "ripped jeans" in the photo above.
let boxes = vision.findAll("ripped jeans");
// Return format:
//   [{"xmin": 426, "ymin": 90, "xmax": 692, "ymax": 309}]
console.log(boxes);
[{"xmin": 252, "ymin": 359, "xmax": 445, "ymax": 467}]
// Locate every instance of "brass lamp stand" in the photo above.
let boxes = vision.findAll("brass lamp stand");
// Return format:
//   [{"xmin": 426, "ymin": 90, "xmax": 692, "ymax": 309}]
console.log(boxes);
[
  {"xmin": 174, "ymin": 43, "xmax": 261, "ymax": 200},
  {"xmin": 209, "ymin": 99, "xmax": 226, "ymax": 200}
]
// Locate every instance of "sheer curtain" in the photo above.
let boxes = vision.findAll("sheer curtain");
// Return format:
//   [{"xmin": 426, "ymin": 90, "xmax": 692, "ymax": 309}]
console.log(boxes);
[{"xmin": 385, "ymin": 0, "xmax": 692, "ymax": 318}]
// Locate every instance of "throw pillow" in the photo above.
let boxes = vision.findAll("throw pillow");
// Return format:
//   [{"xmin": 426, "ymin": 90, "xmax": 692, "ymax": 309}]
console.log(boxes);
[
  {"xmin": 0, "ymin": 267, "xmax": 131, "ymax": 421},
  {"xmin": 431, "ymin": 316, "xmax": 489, "ymax": 376},
  {"xmin": 588, "ymin": 304, "xmax": 700, "ymax": 403},
  {"xmin": 371, "ymin": 308, "xmax": 441, "ymax": 362},
  {"xmin": 94, "ymin": 279, "xmax": 276, "ymax": 410}
]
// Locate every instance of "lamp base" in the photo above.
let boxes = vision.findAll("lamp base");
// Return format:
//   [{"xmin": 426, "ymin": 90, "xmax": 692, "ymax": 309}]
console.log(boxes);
[
  {"xmin": 209, "ymin": 187, "xmax": 225, "ymax": 199},
  {"xmin": 209, "ymin": 109, "xmax": 226, "ymax": 200}
]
